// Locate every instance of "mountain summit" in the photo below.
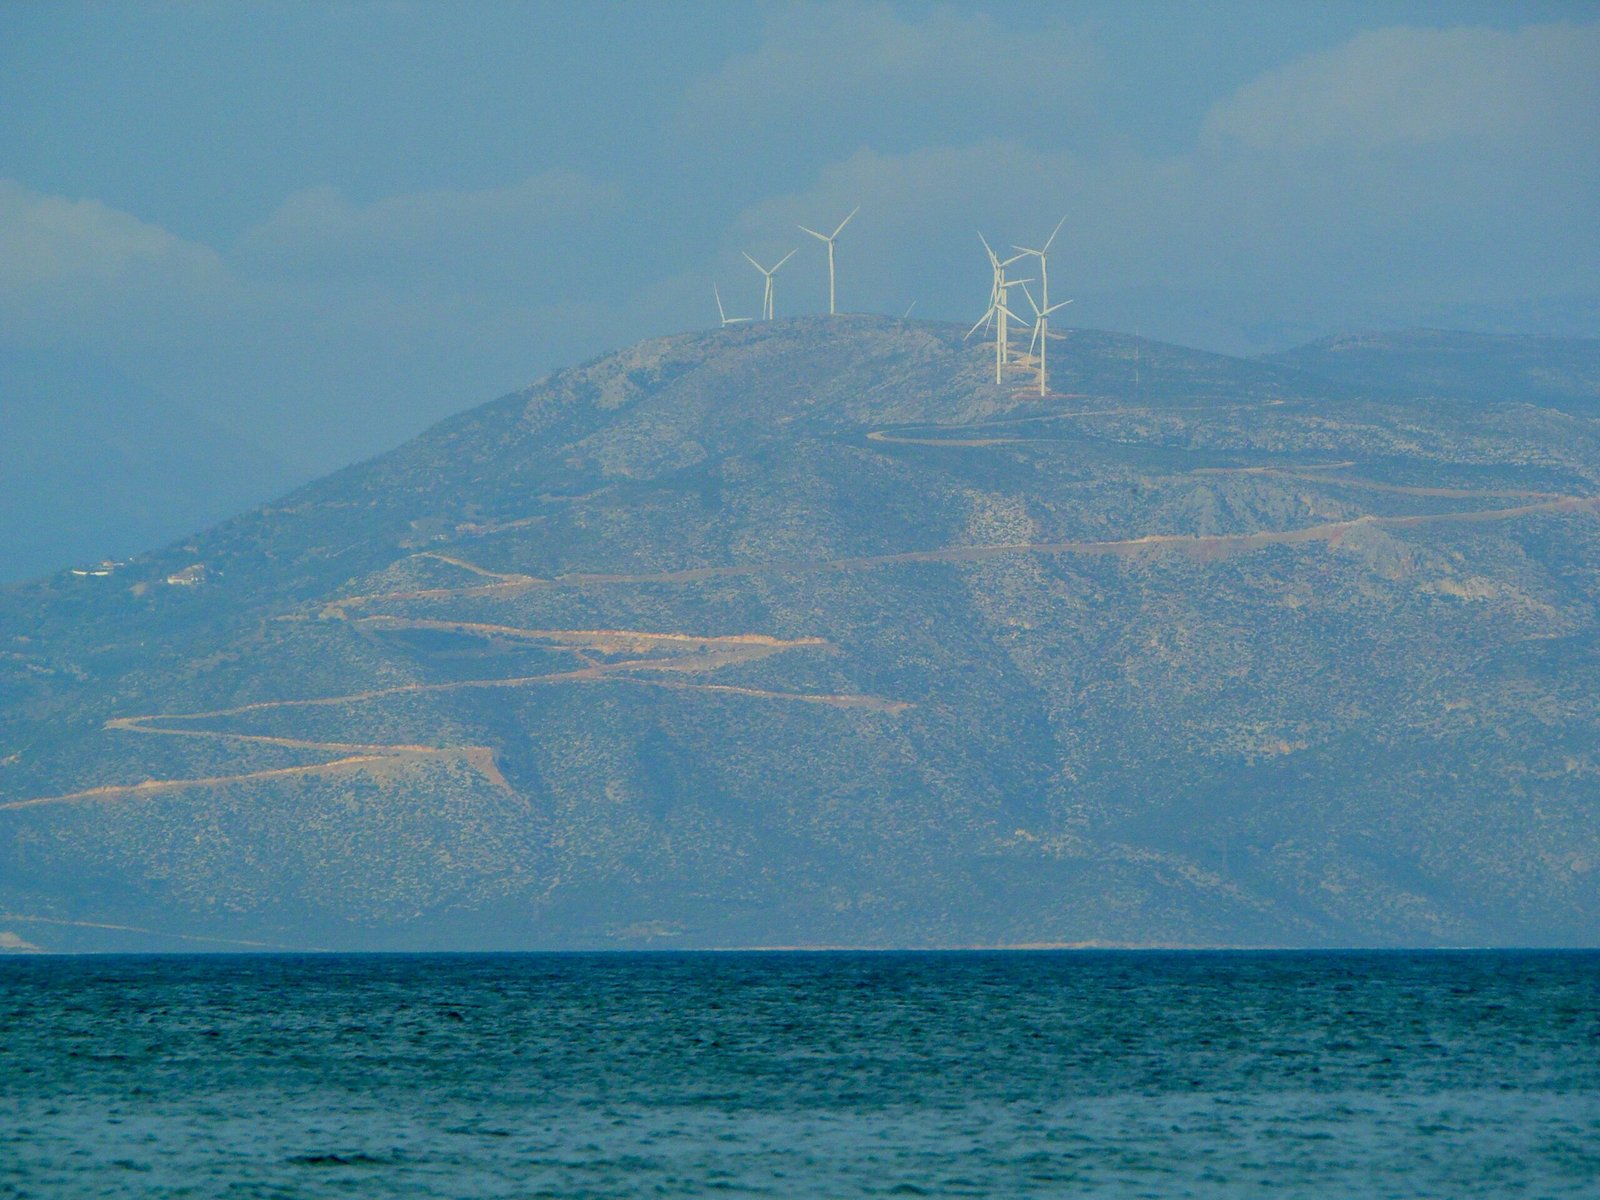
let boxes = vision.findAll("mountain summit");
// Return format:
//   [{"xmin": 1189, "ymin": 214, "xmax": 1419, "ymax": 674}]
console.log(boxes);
[{"xmin": 3, "ymin": 317, "xmax": 1597, "ymax": 951}]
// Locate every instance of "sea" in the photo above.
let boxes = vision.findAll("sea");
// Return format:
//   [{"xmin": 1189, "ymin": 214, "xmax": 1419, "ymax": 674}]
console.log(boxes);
[{"xmin": 1, "ymin": 951, "xmax": 1596, "ymax": 1198}]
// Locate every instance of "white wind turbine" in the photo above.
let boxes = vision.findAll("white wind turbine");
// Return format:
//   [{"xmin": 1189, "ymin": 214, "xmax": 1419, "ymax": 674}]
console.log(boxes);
[
  {"xmin": 966, "ymin": 233, "xmax": 1030, "ymax": 382},
  {"xmin": 798, "ymin": 205, "xmax": 859, "ymax": 315},
  {"xmin": 1012, "ymin": 215, "xmax": 1072, "ymax": 393},
  {"xmin": 714, "ymin": 283, "xmax": 751, "ymax": 328},
  {"xmin": 969, "ymin": 233, "xmax": 1002, "ymax": 335},
  {"xmin": 1012, "ymin": 214, "xmax": 1067, "ymax": 315},
  {"xmin": 1019, "ymin": 281, "xmax": 1073, "ymax": 396},
  {"xmin": 743, "ymin": 249, "xmax": 797, "ymax": 320},
  {"xmin": 967, "ymin": 233, "xmax": 1030, "ymax": 343}
]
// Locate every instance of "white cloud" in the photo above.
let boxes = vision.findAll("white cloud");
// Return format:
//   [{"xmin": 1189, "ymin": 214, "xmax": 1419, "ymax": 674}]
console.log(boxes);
[
  {"xmin": 676, "ymin": 2, "xmax": 1105, "ymax": 152},
  {"xmin": 1203, "ymin": 22, "xmax": 1600, "ymax": 151},
  {"xmin": 238, "ymin": 169, "xmax": 623, "ymax": 292},
  {"xmin": 0, "ymin": 180, "xmax": 235, "ymax": 342},
  {"xmin": 0, "ymin": 175, "xmax": 629, "ymax": 467},
  {"xmin": 720, "ymin": 20, "xmax": 1600, "ymax": 324}
]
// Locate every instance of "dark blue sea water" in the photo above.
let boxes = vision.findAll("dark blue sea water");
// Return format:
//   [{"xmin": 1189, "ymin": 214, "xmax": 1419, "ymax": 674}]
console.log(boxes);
[{"xmin": 2, "ymin": 951, "xmax": 1597, "ymax": 1198}]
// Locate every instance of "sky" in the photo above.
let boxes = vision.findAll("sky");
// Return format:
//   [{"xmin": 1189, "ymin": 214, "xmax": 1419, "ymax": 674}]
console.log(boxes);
[{"xmin": 3, "ymin": 0, "xmax": 1597, "ymax": 480}]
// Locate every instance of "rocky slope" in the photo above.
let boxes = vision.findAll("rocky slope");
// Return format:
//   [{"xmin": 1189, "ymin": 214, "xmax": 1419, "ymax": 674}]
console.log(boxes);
[{"xmin": 2, "ymin": 317, "xmax": 1597, "ymax": 951}]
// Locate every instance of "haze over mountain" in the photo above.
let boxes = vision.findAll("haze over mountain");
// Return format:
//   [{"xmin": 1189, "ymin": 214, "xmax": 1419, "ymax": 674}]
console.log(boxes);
[
  {"xmin": 1269, "ymin": 329, "xmax": 1600, "ymax": 410},
  {"xmin": 0, "ymin": 349, "xmax": 296, "ymax": 584},
  {"xmin": 2, "ymin": 320, "xmax": 1596, "ymax": 952}
]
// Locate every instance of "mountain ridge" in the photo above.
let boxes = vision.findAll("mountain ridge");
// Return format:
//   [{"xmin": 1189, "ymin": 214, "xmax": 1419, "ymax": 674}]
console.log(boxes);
[{"xmin": 3, "ymin": 318, "xmax": 1597, "ymax": 952}]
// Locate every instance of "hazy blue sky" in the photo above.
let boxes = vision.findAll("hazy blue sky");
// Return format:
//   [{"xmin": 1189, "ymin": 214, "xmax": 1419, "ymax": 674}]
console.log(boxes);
[{"xmin": 3, "ymin": 1, "xmax": 1596, "ymax": 476}]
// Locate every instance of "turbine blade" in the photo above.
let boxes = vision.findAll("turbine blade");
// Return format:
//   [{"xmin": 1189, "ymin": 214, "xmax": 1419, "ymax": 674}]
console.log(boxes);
[
  {"xmin": 966, "ymin": 306, "xmax": 997, "ymax": 339},
  {"xmin": 773, "ymin": 248, "xmax": 797, "ymax": 270},
  {"xmin": 743, "ymin": 251, "xmax": 766, "ymax": 271},
  {"xmin": 1030, "ymin": 321, "xmax": 1041, "ymax": 355},
  {"xmin": 1019, "ymin": 281, "xmax": 1040, "ymax": 315},
  {"xmin": 977, "ymin": 231, "xmax": 998, "ymax": 264},
  {"xmin": 1043, "ymin": 214, "xmax": 1067, "ymax": 252},
  {"xmin": 1011, "ymin": 245, "xmax": 1042, "ymax": 256},
  {"xmin": 799, "ymin": 226, "xmax": 829, "ymax": 241},
  {"xmin": 831, "ymin": 206, "xmax": 860, "ymax": 237},
  {"xmin": 715, "ymin": 284, "xmax": 727, "ymax": 322},
  {"xmin": 1045, "ymin": 299, "xmax": 1075, "ymax": 314}
]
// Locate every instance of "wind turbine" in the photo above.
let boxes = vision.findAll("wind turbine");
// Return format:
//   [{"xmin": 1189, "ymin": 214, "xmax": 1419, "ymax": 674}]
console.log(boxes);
[
  {"xmin": 798, "ymin": 205, "xmax": 859, "ymax": 315},
  {"xmin": 743, "ymin": 249, "xmax": 797, "ymax": 320},
  {"xmin": 967, "ymin": 233, "xmax": 1030, "ymax": 343},
  {"xmin": 1019, "ymin": 281, "xmax": 1073, "ymax": 396},
  {"xmin": 965, "ymin": 233, "xmax": 1030, "ymax": 381},
  {"xmin": 1012, "ymin": 214, "xmax": 1067, "ymax": 314},
  {"xmin": 714, "ymin": 284, "xmax": 750, "ymax": 328},
  {"xmin": 1012, "ymin": 216, "xmax": 1071, "ymax": 394}
]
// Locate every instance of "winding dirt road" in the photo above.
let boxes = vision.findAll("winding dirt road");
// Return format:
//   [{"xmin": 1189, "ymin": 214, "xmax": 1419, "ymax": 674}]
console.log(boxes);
[
  {"xmin": 325, "ymin": 492, "xmax": 1597, "ymax": 615},
  {"xmin": 864, "ymin": 401, "xmax": 1263, "ymax": 446},
  {"xmin": 4, "ymin": 628, "xmax": 892, "ymax": 812}
]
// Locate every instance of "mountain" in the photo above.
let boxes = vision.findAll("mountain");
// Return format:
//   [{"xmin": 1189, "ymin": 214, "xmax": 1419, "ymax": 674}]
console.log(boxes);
[
  {"xmin": 1267, "ymin": 329, "xmax": 1600, "ymax": 413},
  {"xmin": 1, "ymin": 317, "xmax": 1597, "ymax": 952},
  {"xmin": 0, "ymin": 348, "xmax": 297, "ymax": 584}
]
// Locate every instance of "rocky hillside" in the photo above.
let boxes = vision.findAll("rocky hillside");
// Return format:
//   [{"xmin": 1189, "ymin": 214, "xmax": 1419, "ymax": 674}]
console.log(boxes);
[{"xmin": 2, "ymin": 317, "xmax": 1596, "ymax": 951}]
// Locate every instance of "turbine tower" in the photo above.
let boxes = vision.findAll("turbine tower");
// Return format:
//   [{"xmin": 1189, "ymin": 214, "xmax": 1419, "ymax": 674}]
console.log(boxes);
[
  {"xmin": 714, "ymin": 283, "xmax": 750, "ymax": 328},
  {"xmin": 743, "ymin": 249, "xmax": 797, "ymax": 320},
  {"xmin": 798, "ymin": 205, "xmax": 859, "ymax": 315},
  {"xmin": 1019, "ymin": 282, "xmax": 1073, "ymax": 396},
  {"xmin": 967, "ymin": 277, "xmax": 1030, "ymax": 386},
  {"xmin": 992, "ymin": 275, "xmax": 1031, "ymax": 384}
]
